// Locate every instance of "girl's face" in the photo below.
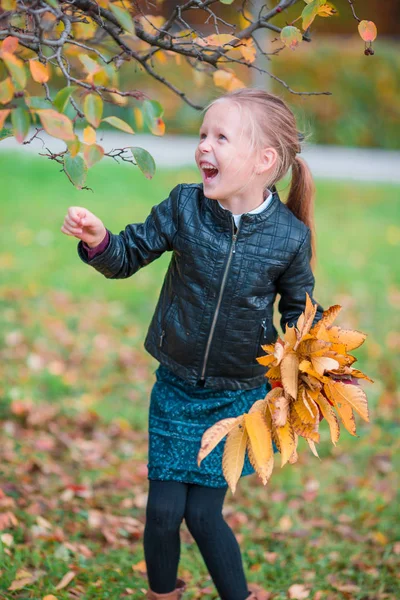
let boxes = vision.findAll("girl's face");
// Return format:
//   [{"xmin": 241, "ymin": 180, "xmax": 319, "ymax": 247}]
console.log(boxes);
[{"xmin": 195, "ymin": 99, "xmax": 262, "ymax": 203}]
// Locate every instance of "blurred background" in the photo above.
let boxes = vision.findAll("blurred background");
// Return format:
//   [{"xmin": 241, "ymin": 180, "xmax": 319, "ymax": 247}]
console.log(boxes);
[{"xmin": 1, "ymin": 1, "xmax": 399, "ymax": 597}]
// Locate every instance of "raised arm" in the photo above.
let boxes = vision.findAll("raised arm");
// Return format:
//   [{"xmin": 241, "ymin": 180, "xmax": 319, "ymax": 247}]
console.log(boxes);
[
  {"xmin": 276, "ymin": 227, "xmax": 324, "ymax": 332},
  {"xmin": 76, "ymin": 184, "xmax": 181, "ymax": 279}
]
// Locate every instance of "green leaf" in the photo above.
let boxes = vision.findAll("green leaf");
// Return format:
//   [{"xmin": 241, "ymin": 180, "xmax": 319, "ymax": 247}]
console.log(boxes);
[
  {"xmin": 83, "ymin": 143, "xmax": 105, "ymax": 168},
  {"xmin": 280, "ymin": 26, "xmax": 303, "ymax": 50},
  {"xmin": 130, "ymin": 146, "xmax": 156, "ymax": 180},
  {"xmin": 142, "ymin": 99, "xmax": 165, "ymax": 136},
  {"xmin": 301, "ymin": 0, "xmax": 321, "ymax": 30},
  {"xmin": 109, "ymin": 4, "xmax": 135, "ymax": 34},
  {"xmin": 35, "ymin": 109, "xmax": 76, "ymax": 141},
  {"xmin": 26, "ymin": 96, "xmax": 51, "ymax": 110},
  {"xmin": 102, "ymin": 116, "xmax": 134, "ymax": 134},
  {"xmin": 2, "ymin": 52, "xmax": 27, "ymax": 90},
  {"xmin": 11, "ymin": 107, "xmax": 30, "ymax": 144},
  {"xmin": 0, "ymin": 128, "xmax": 13, "ymax": 142},
  {"xmin": 64, "ymin": 153, "xmax": 87, "ymax": 189},
  {"xmin": 84, "ymin": 93, "xmax": 103, "ymax": 128},
  {"xmin": 53, "ymin": 86, "xmax": 77, "ymax": 114},
  {"xmin": 44, "ymin": 0, "xmax": 59, "ymax": 8}
]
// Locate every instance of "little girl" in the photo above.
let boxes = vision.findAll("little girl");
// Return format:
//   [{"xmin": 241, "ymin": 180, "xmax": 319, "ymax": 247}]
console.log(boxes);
[{"xmin": 61, "ymin": 89, "xmax": 325, "ymax": 600}]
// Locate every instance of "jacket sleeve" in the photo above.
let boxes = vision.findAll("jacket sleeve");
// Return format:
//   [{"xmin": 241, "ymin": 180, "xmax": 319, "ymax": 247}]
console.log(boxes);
[
  {"xmin": 276, "ymin": 227, "xmax": 324, "ymax": 332},
  {"xmin": 77, "ymin": 184, "xmax": 181, "ymax": 279}
]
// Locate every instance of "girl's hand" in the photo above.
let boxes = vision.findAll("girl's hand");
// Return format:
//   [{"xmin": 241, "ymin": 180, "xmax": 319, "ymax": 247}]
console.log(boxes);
[{"xmin": 61, "ymin": 206, "xmax": 107, "ymax": 248}]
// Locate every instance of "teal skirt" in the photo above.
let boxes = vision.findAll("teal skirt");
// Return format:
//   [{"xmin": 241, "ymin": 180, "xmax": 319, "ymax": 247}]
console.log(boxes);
[{"xmin": 147, "ymin": 363, "xmax": 278, "ymax": 488}]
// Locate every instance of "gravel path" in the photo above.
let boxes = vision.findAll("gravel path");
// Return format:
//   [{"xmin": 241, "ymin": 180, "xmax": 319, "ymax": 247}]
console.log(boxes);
[{"xmin": 1, "ymin": 131, "xmax": 399, "ymax": 183}]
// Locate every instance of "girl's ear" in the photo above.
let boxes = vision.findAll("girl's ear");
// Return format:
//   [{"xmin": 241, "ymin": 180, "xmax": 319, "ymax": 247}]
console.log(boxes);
[{"xmin": 255, "ymin": 147, "xmax": 278, "ymax": 176}]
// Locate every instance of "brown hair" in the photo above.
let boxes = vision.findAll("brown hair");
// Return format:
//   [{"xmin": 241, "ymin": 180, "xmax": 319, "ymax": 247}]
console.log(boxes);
[{"xmin": 205, "ymin": 88, "xmax": 317, "ymax": 269}]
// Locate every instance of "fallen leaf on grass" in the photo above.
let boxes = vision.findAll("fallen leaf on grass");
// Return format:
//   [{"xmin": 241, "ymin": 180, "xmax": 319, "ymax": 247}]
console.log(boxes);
[
  {"xmin": 54, "ymin": 570, "xmax": 76, "ymax": 590},
  {"xmin": 288, "ymin": 583, "xmax": 310, "ymax": 599}
]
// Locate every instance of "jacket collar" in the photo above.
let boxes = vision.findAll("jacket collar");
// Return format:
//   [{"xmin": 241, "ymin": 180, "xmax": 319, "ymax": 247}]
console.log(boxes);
[{"xmin": 203, "ymin": 184, "xmax": 281, "ymax": 227}]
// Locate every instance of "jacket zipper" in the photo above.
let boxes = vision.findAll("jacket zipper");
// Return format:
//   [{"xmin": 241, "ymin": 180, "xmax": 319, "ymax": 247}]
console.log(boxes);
[{"xmin": 199, "ymin": 218, "xmax": 239, "ymax": 381}]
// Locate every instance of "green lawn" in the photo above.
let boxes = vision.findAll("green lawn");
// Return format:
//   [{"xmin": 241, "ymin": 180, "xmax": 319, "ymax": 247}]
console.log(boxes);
[{"xmin": 0, "ymin": 152, "xmax": 399, "ymax": 599}]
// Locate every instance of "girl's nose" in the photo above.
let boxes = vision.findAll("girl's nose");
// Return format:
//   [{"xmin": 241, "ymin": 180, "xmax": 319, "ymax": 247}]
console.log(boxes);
[{"xmin": 198, "ymin": 138, "xmax": 211, "ymax": 152}]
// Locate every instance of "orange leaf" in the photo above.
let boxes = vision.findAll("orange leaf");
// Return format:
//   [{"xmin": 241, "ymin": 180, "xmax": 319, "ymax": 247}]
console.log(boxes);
[
  {"xmin": 54, "ymin": 571, "xmax": 76, "ymax": 590},
  {"xmin": 1, "ymin": 35, "xmax": 18, "ymax": 54},
  {"xmin": 358, "ymin": 20, "xmax": 377, "ymax": 42},
  {"xmin": 29, "ymin": 60, "xmax": 50, "ymax": 83},
  {"xmin": 35, "ymin": 109, "xmax": 76, "ymax": 141}
]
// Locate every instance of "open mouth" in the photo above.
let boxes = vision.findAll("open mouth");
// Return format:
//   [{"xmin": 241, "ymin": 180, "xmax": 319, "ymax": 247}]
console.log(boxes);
[{"xmin": 201, "ymin": 165, "xmax": 219, "ymax": 182}]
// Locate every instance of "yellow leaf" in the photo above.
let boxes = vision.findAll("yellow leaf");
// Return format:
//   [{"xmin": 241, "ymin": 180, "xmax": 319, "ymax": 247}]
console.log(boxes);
[
  {"xmin": 280, "ymin": 351, "xmax": 299, "ymax": 399},
  {"xmin": 238, "ymin": 38, "xmax": 256, "ymax": 63},
  {"xmin": 274, "ymin": 340, "xmax": 285, "ymax": 364},
  {"xmin": 323, "ymin": 382, "xmax": 358, "ymax": 436},
  {"xmin": 311, "ymin": 355, "xmax": 339, "ymax": 375},
  {"xmin": 324, "ymin": 380, "xmax": 369, "ymax": 423},
  {"xmin": 266, "ymin": 389, "xmax": 289, "ymax": 427},
  {"xmin": 195, "ymin": 33, "xmax": 238, "ymax": 47},
  {"xmin": 222, "ymin": 422, "xmax": 248, "ymax": 494},
  {"xmin": 294, "ymin": 292, "xmax": 317, "ymax": 347},
  {"xmin": 284, "ymin": 324, "xmax": 297, "ymax": 347},
  {"xmin": 266, "ymin": 364, "xmax": 281, "ymax": 380},
  {"xmin": 275, "ymin": 417, "xmax": 296, "ymax": 467},
  {"xmin": 256, "ymin": 353, "xmax": 276, "ymax": 367},
  {"xmin": 311, "ymin": 303, "xmax": 341, "ymax": 333},
  {"xmin": 244, "ymin": 412, "xmax": 274, "ymax": 484},
  {"xmin": 248, "ymin": 397, "xmax": 269, "ymax": 417},
  {"xmin": 315, "ymin": 393, "xmax": 340, "ymax": 445},
  {"xmin": 306, "ymin": 438, "xmax": 319, "ymax": 458},
  {"xmin": 213, "ymin": 69, "xmax": 245, "ymax": 91},
  {"xmin": 299, "ymin": 359, "xmax": 330, "ymax": 383},
  {"xmin": 197, "ymin": 416, "xmax": 241, "ymax": 467},
  {"xmin": 349, "ymin": 368, "xmax": 374, "ymax": 383},
  {"xmin": 290, "ymin": 404, "xmax": 320, "ymax": 443},
  {"xmin": 139, "ymin": 15, "xmax": 165, "ymax": 36},
  {"xmin": 317, "ymin": 3, "xmax": 337, "ymax": 18},
  {"xmin": 297, "ymin": 338, "xmax": 329, "ymax": 358},
  {"xmin": 261, "ymin": 343, "xmax": 275, "ymax": 354},
  {"xmin": 83, "ymin": 125, "xmax": 96, "ymax": 144},
  {"xmin": 0, "ymin": 77, "xmax": 14, "ymax": 104},
  {"xmin": 293, "ymin": 386, "xmax": 319, "ymax": 425},
  {"xmin": 326, "ymin": 326, "xmax": 367, "ymax": 351},
  {"xmin": 29, "ymin": 60, "xmax": 50, "ymax": 83}
]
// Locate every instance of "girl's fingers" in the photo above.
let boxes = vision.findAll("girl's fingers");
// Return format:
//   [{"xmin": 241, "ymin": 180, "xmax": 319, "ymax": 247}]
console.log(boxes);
[
  {"xmin": 61, "ymin": 224, "xmax": 82, "ymax": 236},
  {"xmin": 65, "ymin": 216, "xmax": 82, "ymax": 228}
]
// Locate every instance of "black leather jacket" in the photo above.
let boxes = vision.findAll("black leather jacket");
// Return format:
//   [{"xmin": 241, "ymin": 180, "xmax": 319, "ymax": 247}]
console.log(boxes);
[{"xmin": 77, "ymin": 183, "xmax": 324, "ymax": 389}]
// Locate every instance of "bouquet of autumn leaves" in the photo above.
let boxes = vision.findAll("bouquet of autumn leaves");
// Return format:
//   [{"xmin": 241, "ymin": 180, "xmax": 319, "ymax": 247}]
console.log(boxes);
[{"xmin": 197, "ymin": 293, "xmax": 373, "ymax": 494}]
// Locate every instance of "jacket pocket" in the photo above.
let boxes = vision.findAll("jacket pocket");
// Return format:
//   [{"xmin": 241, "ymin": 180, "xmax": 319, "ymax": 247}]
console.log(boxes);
[
  {"xmin": 254, "ymin": 317, "xmax": 272, "ymax": 362},
  {"xmin": 159, "ymin": 295, "xmax": 177, "ymax": 348}
]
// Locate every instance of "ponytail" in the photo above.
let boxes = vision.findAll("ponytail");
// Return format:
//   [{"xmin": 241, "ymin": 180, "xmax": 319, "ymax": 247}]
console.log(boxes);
[{"xmin": 285, "ymin": 156, "xmax": 317, "ymax": 271}]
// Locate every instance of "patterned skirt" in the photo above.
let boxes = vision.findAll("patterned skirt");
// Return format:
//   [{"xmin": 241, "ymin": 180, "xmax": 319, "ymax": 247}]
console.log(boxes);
[{"xmin": 147, "ymin": 363, "xmax": 279, "ymax": 488}]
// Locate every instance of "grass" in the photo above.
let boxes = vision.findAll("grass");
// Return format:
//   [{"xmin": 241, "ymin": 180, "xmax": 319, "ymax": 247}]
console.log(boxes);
[{"xmin": 0, "ymin": 151, "xmax": 399, "ymax": 599}]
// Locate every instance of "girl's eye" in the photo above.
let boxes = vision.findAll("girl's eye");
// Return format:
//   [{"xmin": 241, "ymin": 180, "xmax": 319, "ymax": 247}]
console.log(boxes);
[
  {"xmin": 219, "ymin": 134, "xmax": 226, "ymax": 140},
  {"xmin": 200, "ymin": 133, "xmax": 206, "ymax": 139}
]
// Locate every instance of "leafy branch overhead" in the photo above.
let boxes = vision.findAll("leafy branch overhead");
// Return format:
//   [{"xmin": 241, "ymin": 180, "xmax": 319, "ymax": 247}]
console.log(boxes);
[
  {"xmin": 0, "ymin": 1, "xmax": 377, "ymax": 188},
  {"xmin": 197, "ymin": 293, "xmax": 373, "ymax": 495}
]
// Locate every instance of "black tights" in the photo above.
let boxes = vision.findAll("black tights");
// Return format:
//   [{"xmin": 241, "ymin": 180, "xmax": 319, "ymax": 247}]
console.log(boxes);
[{"xmin": 143, "ymin": 480, "xmax": 251, "ymax": 600}]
